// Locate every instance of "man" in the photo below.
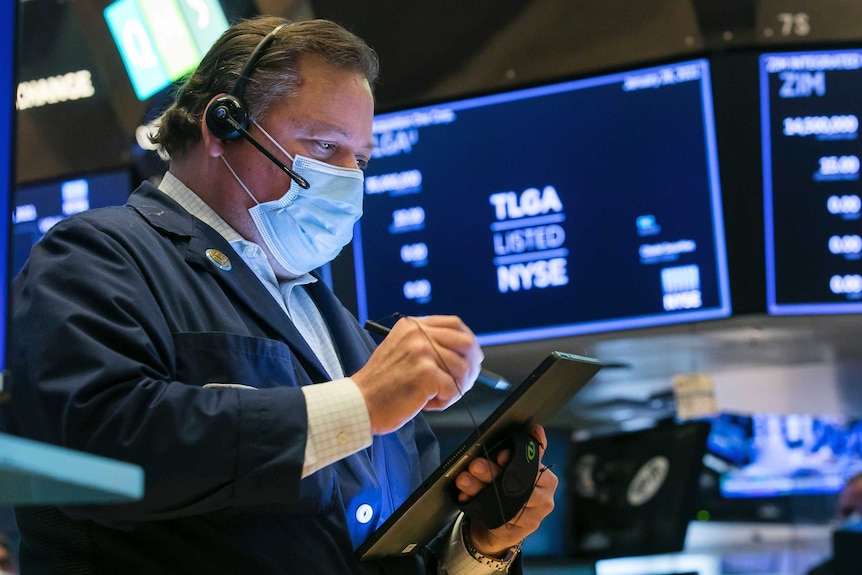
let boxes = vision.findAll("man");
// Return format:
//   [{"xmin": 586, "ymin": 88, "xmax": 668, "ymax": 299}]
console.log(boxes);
[
  {"xmin": 2, "ymin": 16, "xmax": 557, "ymax": 573},
  {"xmin": 0, "ymin": 535, "xmax": 16, "ymax": 575},
  {"xmin": 834, "ymin": 472, "xmax": 862, "ymax": 525},
  {"xmin": 807, "ymin": 472, "xmax": 862, "ymax": 575}
]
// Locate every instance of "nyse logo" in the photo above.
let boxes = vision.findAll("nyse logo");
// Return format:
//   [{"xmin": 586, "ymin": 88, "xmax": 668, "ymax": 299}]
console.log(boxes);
[{"xmin": 661, "ymin": 265, "xmax": 702, "ymax": 311}]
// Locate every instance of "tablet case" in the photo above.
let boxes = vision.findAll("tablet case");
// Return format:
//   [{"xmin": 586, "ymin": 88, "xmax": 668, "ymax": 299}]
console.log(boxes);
[{"xmin": 356, "ymin": 351, "xmax": 602, "ymax": 560}]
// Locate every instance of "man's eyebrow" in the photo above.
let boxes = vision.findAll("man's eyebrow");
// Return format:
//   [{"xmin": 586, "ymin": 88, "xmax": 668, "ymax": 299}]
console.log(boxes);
[{"xmin": 296, "ymin": 119, "xmax": 374, "ymax": 151}]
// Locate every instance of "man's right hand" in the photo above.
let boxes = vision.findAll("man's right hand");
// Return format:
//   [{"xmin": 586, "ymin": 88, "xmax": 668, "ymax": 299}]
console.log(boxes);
[{"xmin": 351, "ymin": 315, "xmax": 483, "ymax": 435}]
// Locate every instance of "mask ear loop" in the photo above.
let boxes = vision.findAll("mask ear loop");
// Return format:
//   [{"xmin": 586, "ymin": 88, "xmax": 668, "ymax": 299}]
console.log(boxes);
[
  {"xmin": 220, "ymin": 154, "xmax": 261, "ymax": 206},
  {"xmin": 252, "ymin": 120, "xmax": 296, "ymax": 163},
  {"xmin": 249, "ymin": 121, "xmax": 306, "ymax": 203},
  {"xmin": 397, "ymin": 313, "xmax": 516, "ymax": 529}
]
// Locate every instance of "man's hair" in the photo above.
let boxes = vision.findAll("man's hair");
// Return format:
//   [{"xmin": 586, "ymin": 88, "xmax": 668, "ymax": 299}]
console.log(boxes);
[{"xmin": 151, "ymin": 16, "xmax": 379, "ymax": 158}]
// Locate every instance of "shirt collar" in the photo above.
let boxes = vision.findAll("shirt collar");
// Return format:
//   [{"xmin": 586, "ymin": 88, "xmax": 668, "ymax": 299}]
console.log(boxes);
[
  {"xmin": 157, "ymin": 171, "xmax": 316, "ymax": 288},
  {"xmin": 158, "ymin": 171, "xmax": 244, "ymax": 243}
]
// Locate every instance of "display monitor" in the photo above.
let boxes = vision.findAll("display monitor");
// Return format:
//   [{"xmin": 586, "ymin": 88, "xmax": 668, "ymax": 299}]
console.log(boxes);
[
  {"xmin": 0, "ymin": 0, "xmax": 16, "ymax": 390},
  {"xmin": 696, "ymin": 411, "xmax": 862, "ymax": 524},
  {"xmin": 12, "ymin": 170, "xmax": 134, "ymax": 276},
  {"xmin": 708, "ymin": 412, "xmax": 862, "ymax": 499},
  {"xmin": 761, "ymin": 48, "xmax": 862, "ymax": 314},
  {"xmin": 566, "ymin": 421, "xmax": 711, "ymax": 561},
  {"xmin": 104, "ymin": 0, "xmax": 229, "ymax": 100},
  {"xmin": 353, "ymin": 58, "xmax": 730, "ymax": 345}
]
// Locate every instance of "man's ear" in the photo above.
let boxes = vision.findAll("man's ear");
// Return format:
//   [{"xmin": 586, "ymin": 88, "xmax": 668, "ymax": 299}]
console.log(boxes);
[{"xmin": 202, "ymin": 93, "xmax": 233, "ymax": 158}]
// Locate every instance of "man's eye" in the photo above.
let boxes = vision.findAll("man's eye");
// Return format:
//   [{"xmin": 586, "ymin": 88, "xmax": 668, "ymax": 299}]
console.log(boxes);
[{"xmin": 356, "ymin": 158, "xmax": 368, "ymax": 170}]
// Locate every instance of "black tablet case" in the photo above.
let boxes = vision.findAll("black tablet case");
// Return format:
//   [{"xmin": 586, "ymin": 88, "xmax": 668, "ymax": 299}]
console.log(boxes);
[{"xmin": 357, "ymin": 351, "xmax": 602, "ymax": 560}]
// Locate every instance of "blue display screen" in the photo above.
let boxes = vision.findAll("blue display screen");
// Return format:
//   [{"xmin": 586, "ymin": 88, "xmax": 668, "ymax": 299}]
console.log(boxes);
[
  {"xmin": 354, "ymin": 58, "xmax": 730, "ymax": 345},
  {"xmin": 761, "ymin": 49, "xmax": 862, "ymax": 314},
  {"xmin": 709, "ymin": 412, "xmax": 862, "ymax": 498},
  {"xmin": 0, "ymin": 1, "xmax": 16, "ymax": 376},
  {"xmin": 12, "ymin": 170, "xmax": 133, "ymax": 276}
]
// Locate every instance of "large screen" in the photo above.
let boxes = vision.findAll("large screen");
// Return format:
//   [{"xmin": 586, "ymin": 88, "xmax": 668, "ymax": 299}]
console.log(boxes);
[
  {"xmin": 707, "ymin": 412, "xmax": 862, "ymax": 499},
  {"xmin": 696, "ymin": 411, "xmax": 862, "ymax": 525},
  {"xmin": 0, "ymin": 1, "xmax": 16, "ymax": 385},
  {"xmin": 354, "ymin": 58, "xmax": 730, "ymax": 345},
  {"xmin": 12, "ymin": 170, "xmax": 133, "ymax": 276},
  {"xmin": 761, "ymin": 49, "xmax": 862, "ymax": 314}
]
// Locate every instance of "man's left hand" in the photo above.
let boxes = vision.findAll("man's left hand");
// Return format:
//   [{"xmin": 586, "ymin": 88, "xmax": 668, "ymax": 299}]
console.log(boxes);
[{"xmin": 453, "ymin": 423, "xmax": 558, "ymax": 556}]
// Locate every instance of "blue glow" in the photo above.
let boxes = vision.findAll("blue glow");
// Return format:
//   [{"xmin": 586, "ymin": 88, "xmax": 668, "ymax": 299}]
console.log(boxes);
[{"xmin": 0, "ymin": 0, "xmax": 15, "ymax": 374}]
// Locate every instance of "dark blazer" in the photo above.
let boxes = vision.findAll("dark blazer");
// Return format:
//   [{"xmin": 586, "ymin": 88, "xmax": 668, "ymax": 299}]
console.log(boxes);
[{"xmin": 3, "ymin": 182, "xmax": 439, "ymax": 574}]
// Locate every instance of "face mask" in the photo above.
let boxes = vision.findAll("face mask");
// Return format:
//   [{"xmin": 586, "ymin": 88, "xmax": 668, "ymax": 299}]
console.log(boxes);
[{"xmin": 221, "ymin": 121, "xmax": 364, "ymax": 276}]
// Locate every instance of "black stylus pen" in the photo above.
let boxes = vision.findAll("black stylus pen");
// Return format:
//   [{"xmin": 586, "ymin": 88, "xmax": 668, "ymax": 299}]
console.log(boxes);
[{"xmin": 364, "ymin": 319, "xmax": 511, "ymax": 391}]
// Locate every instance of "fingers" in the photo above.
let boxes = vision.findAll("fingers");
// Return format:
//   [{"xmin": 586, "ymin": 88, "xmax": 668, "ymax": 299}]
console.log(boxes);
[
  {"xmin": 455, "ymin": 455, "xmax": 504, "ymax": 503},
  {"xmin": 401, "ymin": 316, "xmax": 483, "ymax": 379},
  {"xmin": 455, "ymin": 425, "xmax": 553, "ymax": 504},
  {"xmin": 352, "ymin": 315, "xmax": 483, "ymax": 434},
  {"xmin": 456, "ymin": 425, "xmax": 547, "ymax": 498},
  {"xmin": 510, "ymin": 461, "xmax": 558, "ymax": 530},
  {"xmin": 455, "ymin": 424, "xmax": 548, "ymax": 503},
  {"xmin": 392, "ymin": 316, "xmax": 482, "ymax": 408},
  {"xmin": 458, "ymin": 426, "xmax": 559, "ymax": 554}
]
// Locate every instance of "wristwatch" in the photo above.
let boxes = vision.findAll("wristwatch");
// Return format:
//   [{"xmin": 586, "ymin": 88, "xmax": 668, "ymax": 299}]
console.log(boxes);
[{"xmin": 461, "ymin": 515, "xmax": 523, "ymax": 572}]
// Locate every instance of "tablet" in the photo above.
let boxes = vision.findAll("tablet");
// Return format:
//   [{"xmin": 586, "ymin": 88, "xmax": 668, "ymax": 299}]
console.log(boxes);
[{"xmin": 357, "ymin": 351, "xmax": 602, "ymax": 561}]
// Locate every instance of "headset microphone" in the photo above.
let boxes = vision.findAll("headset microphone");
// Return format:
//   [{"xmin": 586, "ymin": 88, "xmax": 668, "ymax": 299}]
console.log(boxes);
[{"xmin": 206, "ymin": 23, "xmax": 310, "ymax": 190}]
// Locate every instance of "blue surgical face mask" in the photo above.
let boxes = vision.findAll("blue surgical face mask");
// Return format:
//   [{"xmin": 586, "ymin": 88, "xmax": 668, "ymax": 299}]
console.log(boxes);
[{"xmin": 221, "ymin": 121, "xmax": 364, "ymax": 276}]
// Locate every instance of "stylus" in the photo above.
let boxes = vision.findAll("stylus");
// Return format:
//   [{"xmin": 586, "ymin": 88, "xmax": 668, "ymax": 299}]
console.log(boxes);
[{"xmin": 364, "ymin": 320, "xmax": 511, "ymax": 391}]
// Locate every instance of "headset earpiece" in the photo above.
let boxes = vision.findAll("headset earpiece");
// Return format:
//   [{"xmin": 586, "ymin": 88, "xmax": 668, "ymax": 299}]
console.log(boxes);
[
  {"xmin": 201, "ymin": 22, "xmax": 309, "ymax": 189},
  {"xmin": 205, "ymin": 94, "xmax": 248, "ymax": 140}
]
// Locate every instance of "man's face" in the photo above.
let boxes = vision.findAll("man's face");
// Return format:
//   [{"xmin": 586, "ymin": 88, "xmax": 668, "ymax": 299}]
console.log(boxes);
[{"xmin": 225, "ymin": 53, "xmax": 375, "ymax": 206}]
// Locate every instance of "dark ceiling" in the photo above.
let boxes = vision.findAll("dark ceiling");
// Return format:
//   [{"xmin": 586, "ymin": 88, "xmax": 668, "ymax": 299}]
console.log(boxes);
[{"xmin": 17, "ymin": 0, "xmax": 862, "ymax": 183}]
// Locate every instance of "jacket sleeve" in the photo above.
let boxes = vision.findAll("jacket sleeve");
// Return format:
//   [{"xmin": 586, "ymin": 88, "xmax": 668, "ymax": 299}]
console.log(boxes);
[{"xmin": 5, "ymin": 212, "xmax": 327, "ymax": 525}]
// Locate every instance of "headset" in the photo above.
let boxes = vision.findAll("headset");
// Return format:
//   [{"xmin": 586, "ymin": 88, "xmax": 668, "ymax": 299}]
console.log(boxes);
[{"xmin": 205, "ymin": 22, "xmax": 310, "ymax": 189}]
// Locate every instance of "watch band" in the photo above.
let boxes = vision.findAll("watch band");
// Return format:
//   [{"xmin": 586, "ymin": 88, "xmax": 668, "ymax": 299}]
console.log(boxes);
[{"xmin": 461, "ymin": 515, "xmax": 523, "ymax": 572}]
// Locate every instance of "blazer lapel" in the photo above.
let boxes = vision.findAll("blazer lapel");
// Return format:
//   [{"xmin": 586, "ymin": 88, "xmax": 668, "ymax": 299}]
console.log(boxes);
[
  {"xmin": 185, "ymin": 231, "xmax": 331, "ymax": 382},
  {"xmin": 306, "ymin": 275, "xmax": 376, "ymax": 376},
  {"xmin": 129, "ymin": 183, "xmax": 330, "ymax": 383}
]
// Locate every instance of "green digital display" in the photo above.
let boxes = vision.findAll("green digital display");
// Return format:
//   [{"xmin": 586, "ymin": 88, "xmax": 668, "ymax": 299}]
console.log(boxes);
[{"xmin": 104, "ymin": 0, "xmax": 228, "ymax": 100}]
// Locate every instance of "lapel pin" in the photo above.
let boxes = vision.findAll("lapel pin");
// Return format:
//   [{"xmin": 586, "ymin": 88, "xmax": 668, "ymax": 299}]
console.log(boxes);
[{"xmin": 206, "ymin": 249, "xmax": 232, "ymax": 271}]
